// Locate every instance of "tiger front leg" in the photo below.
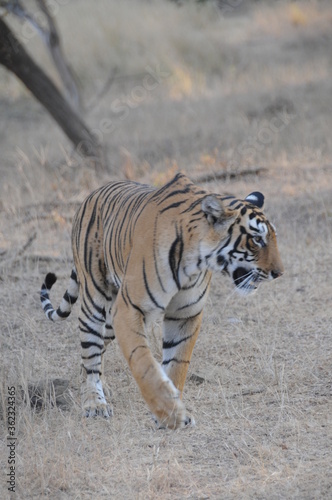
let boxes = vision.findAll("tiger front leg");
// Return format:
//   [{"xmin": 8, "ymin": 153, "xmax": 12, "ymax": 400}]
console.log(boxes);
[
  {"xmin": 162, "ymin": 311, "xmax": 203, "ymax": 404},
  {"xmin": 112, "ymin": 295, "xmax": 188, "ymax": 429},
  {"xmin": 161, "ymin": 274, "xmax": 210, "ymax": 409}
]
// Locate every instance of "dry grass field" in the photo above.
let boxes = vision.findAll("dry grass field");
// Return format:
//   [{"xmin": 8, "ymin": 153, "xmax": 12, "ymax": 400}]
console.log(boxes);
[{"xmin": 1, "ymin": 1, "xmax": 332, "ymax": 498}]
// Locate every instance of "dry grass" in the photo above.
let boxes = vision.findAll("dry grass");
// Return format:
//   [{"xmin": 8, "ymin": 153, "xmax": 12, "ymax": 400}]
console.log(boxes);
[{"xmin": 1, "ymin": 1, "xmax": 332, "ymax": 498}]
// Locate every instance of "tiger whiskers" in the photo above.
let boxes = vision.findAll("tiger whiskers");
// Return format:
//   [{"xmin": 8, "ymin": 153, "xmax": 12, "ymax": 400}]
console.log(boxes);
[{"xmin": 235, "ymin": 269, "xmax": 258, "ymax": 295}]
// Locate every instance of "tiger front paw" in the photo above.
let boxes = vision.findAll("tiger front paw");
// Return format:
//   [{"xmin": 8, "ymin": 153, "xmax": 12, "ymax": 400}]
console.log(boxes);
[
  {"xmin": 154, "ymin": 411, "xmax": 195, "ymax": 429},
  {"xmin": 152, "ymin": 390, "xmax": 192, "ymax": 430},
  {"xmin": 81, "ymin": 379, "xmax": 113, "ymax": 419}
]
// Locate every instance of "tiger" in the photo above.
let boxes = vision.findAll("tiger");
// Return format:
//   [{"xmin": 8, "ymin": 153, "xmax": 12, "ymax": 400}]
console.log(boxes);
[{"xmin": 40, "ymin": 172, "xmax": 283, "ymax": 429}]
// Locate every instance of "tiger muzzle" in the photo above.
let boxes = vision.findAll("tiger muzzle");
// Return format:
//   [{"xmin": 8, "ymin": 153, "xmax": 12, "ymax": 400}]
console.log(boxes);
[{"xmin": 271, "ymin": 269, "xmax": 283, "ymax": 279}]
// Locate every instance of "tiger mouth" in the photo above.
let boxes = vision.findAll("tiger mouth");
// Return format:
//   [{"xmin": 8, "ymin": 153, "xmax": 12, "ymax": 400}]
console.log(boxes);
[{"xmin": 232, "ymin": 267, "xmax": 259, "ymax": 292}]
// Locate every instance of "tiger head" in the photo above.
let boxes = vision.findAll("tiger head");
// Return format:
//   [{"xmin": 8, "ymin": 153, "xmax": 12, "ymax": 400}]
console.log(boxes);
[{"xmin": 201, "ymin": 191, "xmax": 284, "ymax": 295}]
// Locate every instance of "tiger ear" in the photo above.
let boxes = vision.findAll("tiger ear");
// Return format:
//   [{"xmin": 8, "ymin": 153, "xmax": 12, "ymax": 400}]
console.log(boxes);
[
  {"xmin": 202, "ymin": 195, "xmax": 236, "ymax": 227},
  {"xmin": 245, "ymin": 191, "xmax": 264, "ymax": 209}
]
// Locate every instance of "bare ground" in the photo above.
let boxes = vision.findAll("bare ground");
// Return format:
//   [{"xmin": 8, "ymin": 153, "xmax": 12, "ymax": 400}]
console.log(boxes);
[{"xmin": 1, "ymin": 1, "xmax": 332, "ymax": 498}]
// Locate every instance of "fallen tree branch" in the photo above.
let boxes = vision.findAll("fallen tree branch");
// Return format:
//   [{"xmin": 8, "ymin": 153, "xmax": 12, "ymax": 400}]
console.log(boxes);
[
  {"xmin": 0, "ymin": 231, "xmax": 37, "ymax": 271},
  {"xmin": 15, "ymin": 201, "xmax": 81, "ymax": 213},
  {"xmin": 17, "ymin": 231, "xmax": 37, "ymax": 257},
  {"xmin": 193, "ymin": 167, "xmax": 267, "ymax": 184},
  {"xmin": 24, "ymin": 255, "xmax": 73, "ymax": 263},
  {"xmin": 86, "ymin": 70, "xmax": 117, "ymax": 112}
]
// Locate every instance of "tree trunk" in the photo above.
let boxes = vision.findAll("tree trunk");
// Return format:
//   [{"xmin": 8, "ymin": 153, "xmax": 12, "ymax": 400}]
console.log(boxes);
[{"xmin": 0, "ymin": 18, "xmax": 101, "ymax": 162}]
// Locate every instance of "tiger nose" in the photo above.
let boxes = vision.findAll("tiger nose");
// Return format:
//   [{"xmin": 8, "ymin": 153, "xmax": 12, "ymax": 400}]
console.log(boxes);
[{"xmin": 271, "ymin": 269, "xmax": 283, "ymax": 279}]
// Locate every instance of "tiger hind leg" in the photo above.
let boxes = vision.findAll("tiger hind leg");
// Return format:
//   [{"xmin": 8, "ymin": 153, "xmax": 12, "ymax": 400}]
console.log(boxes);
[
  {"xmin": 79, "ymin": 297, "xmax": 113, "ymax": 418},
  {"xmin": 100, "ymin": 298, "xmax": 116, "ymax": 402}
]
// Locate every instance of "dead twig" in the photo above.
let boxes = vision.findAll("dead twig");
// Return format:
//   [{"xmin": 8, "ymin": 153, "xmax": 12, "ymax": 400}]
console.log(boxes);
[
  {"xmin": 17, "ymin": 231, "xmax": 37, "ymax": 257},
  {"xmin": 0, "ymin": 231, "xmax": 37, "ymax": 271},
  {"xmin": 228, "ymin": 387, "xmax": 266, "ymax": 399},
  {"xmin": 15, "ymin": 213, "xmax": 74, "ymax": 227},
  {"xmin": 85, "ymin": 70, "xmax": 117, "ymax": 112},
  {"xmin": 12, "ymin": 201, "xmax": 80, "ymax": 215},
  {"xmin": 24, "ymin": 255, "xmax": 73, "ymax": 263},
  {"xmin": 193, "ymin": 167, "xmax": 267, "ymax": 184}
]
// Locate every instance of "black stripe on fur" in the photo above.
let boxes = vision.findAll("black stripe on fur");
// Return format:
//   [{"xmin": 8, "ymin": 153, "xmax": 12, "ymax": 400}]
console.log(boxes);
[{"xmin": 45, "ymin": 272, "xmax": 57, "ymax": 289}]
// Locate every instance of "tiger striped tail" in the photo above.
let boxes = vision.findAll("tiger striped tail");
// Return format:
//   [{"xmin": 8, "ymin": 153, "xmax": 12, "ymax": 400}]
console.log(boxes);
[{"xmin": 40, "ymin": 268, "xmax": 79, "ymax": 322}]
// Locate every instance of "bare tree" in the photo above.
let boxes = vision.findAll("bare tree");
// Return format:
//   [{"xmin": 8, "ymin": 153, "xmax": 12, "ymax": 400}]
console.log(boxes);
[{"xmin": 0, "ymin": 1, "xmax": 103, "ymax": 166}]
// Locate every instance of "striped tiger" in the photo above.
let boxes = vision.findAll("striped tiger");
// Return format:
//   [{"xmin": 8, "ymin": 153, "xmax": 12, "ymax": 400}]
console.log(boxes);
[{"xmin": 40, "ymin": 173, "xmax": 283, "ymax": 429}]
